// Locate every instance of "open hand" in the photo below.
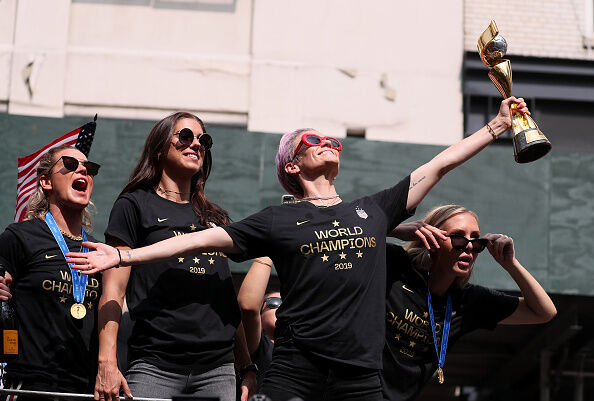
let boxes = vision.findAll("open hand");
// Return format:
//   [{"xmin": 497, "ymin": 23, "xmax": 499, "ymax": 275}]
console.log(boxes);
[{"xmin": 66, "ymin": 242, "xmax": 120, "ymax": 275}]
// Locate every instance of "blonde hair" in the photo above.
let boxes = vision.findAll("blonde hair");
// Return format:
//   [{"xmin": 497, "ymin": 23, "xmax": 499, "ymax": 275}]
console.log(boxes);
[
  {"xmin": 25, "ymin": 145, "xmax": 95, "ymax": 230},
  {"xmin": 405, "ymin": 204, "xmax": 479, "ymax": 287}
]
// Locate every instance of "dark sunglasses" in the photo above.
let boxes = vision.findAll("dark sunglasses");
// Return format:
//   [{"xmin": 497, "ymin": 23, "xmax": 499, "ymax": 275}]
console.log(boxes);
[
  {"xmin": 261, "ymin": 296, "xmax": 282, "ymax": 312},
  {"xmin": 448, "ymin": 234, "xmax": 488, "ymax": 253},
  {"xmin": 174, "ymin": 128, "xmax": 213, "ymax": 150},
  {"xmin": 50, "ymin": 155, "xmax": 100, "ymax": 177},
  {"xmin": 292, "ymin": 133, "xmax": 342, "ymax": 160}
]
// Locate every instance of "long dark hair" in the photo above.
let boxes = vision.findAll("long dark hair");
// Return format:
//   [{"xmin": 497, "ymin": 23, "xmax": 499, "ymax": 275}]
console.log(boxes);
[{"xmin": 121, "ymin": 112, "xmax": 230, "ymax": 226}]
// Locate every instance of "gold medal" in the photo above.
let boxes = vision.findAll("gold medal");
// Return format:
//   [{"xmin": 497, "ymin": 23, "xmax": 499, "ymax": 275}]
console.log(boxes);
[
  {"xmin": 70, "ymin": 303, "xmax": 87, "ymax": 319},
  {"xmin": 437, "ymin": 367, "xmax": 444, "ymax": 384}
]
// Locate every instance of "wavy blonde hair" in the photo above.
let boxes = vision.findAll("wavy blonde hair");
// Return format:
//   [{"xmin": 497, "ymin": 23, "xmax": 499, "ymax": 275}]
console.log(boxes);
[
  {"xmin": 25, "ymin": 145, "xmax": 95, "ymax": 230},
  {"xmin": 405, "ymin": 204, "xmax": 479, "ymax": 287}
]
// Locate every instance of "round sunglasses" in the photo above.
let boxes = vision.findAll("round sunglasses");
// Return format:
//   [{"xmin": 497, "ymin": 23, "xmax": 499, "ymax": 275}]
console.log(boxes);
[
  {"xmin": 292, "ymin": 133, "xmax": 342, "ymax": 160},
  {"xmin": 261, "ymin": 296, "xmax": 282, "ymax": 312},
  {"xmin": 447, "ymin": 234, "xmax": 488, "ymax": 253},
  {"xmin": 50, "ymin": 155, "xmax": 101, "ymax": 177},
  {"xmin": 174, "ymin": 128, "xmax": 213, "ymax": 150}
]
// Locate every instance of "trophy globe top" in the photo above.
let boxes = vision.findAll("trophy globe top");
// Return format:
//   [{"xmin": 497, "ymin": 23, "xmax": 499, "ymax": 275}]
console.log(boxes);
[{"xmin": 483, "ymin": 35, "xmax": 508, "ymax": 66}]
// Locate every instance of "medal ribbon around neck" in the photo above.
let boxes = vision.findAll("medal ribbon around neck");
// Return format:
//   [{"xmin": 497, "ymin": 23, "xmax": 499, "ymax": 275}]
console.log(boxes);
[
  {"xmin": 427, "ymin": 290, "xmax": 452, "ymax": 384},
  {"xmin": 44, "ymin": 212, "xmax": 89, "ymax": 308}
]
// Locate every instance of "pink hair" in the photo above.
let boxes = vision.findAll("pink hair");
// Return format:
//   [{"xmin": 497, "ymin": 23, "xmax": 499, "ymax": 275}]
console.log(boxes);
[{"xmin": 275, "ymin": 128, "xmax": 315, "ymax": 198}]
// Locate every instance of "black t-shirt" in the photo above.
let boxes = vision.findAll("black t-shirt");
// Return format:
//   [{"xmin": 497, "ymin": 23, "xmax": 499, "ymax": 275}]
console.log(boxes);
[
  {"xmin": 223, "ymin": 176, "xmax": 413, "ymax": 369},
  {"xmin": 382, "ymin": 244, "xmax": 519, "ymax": 401},
  {"xmin": 105, "ymin": 188, "xmax": 240, "ymax": 372},
  {"xmin": 252, "ymin": 332, "xmax": 274, "ymax": 391},
  {"xmin": 0, "ymin": 218, "xmax": 101, "ymax": 391}
]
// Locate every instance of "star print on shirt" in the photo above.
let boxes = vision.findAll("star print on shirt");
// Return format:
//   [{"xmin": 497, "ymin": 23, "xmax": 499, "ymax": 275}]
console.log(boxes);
[
  {"xmin": 321, "ymin": 254, "xmax": 329, "ymax": 262},
  {"xmin": 409, "ymin": 341, "xmax": 416, "ymax": 347},
  {"xmin": 332, "ymin": 220, "xmax": 340, "ymax": 227},
  {"xmin": 190, "ymin": 224, "xmax": 196, "ymax": 231},
  {"xmin": 59, "ymin": 296, "xmax": 67, "ymax": 303},
  {"xmin": 193, "ymin": 257, "xmax": 200, "ymax": 264},
  {"xmin": 87, "ymin": 302, "xmax": 93, "ymax": 309},
  {"xmin": 208, "ymin": 258, "xmax": 215, "ymax": 265},
  {"xmin": 178, "ymin": 257, "xmax": 184, "ymax": 263},
  {"xmin": 356, "ymin": 251, "xmax": 363, "ymax": 258},
  {"xmin": 339, "ymin": 252, "xmax": 347, "ymax": 260},
  {"xmin": 394, "ymin": 334, "xmax": 401, "ymax": 340}
]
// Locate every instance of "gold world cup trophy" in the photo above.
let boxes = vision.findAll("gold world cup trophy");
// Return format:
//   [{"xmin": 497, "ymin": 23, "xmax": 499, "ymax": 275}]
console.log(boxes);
[{"xmin": 477, "ymin": 21, "xmax": 552, "ymax": 163}]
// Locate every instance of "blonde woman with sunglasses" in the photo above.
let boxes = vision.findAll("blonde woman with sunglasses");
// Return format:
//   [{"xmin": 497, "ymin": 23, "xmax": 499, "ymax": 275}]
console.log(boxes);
[
  {"xmin": 70, "ymin": 97, "xmax": 530, "ymax": 400},
  {"xmin": 382, "ymin": 206, "xmax": 556, "ymax": 400},
  {"xmin": 0, "ymin": 145, "xmax": 102, "ymax": 399}
]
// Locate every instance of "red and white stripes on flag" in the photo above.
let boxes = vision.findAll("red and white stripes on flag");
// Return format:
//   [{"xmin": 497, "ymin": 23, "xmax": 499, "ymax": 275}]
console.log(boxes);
[{"xmin": 14, "ymin": 117, "xmax": 97, "ymax": 223}]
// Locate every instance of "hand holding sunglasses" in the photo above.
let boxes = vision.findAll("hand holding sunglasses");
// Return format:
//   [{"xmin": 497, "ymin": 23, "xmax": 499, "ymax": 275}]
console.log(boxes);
[
  {"xmin": 50, "ymin": 156, "xmax": 101, "ymax": 177},
  {"xmin": 482, "ymin": 233, "xmax": 516, "ymax": 265},
  {"xmin": 174, "ymin": 127, "xmax": 213, "ymax": 150}
]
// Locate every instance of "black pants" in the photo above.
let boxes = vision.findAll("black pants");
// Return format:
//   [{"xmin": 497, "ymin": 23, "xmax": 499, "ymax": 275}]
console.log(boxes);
[{"xmin": 260, "ymin": 338, "xmax": 383, "ymax": 401}]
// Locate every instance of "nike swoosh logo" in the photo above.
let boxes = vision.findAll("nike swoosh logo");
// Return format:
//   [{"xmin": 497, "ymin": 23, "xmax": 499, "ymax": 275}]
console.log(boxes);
[
  {"xmin": 45, "ymin": 254, "xmax": 57, "ymax": 259},
  {"xmin": 157, "ymin": 218, "xmax": 168, "ymax": 222},
  {"xmin": 402, "ymin": 285, "xmax": 414, "ymax": 293},
  {"xmin": 296, "ymin": 220, "xmax": 310, "ymax": 226}
]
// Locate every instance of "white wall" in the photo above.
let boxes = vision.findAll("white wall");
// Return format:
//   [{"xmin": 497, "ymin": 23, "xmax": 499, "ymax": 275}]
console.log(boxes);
[{"xmin": 0, "ymin": 0, "xmax": 465, "ymax": 145}]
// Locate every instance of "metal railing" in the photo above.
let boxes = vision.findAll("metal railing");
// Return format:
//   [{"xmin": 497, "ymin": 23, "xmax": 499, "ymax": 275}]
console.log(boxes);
[{"xmin": 0, "ymin": 389, "xmax": 168, "ymax": 401}]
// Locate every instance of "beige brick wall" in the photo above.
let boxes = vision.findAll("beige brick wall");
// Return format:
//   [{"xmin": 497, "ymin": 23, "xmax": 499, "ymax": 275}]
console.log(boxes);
[{"xmin": 465, "ymin": 0, "xmax": 594, "ymax": 60}]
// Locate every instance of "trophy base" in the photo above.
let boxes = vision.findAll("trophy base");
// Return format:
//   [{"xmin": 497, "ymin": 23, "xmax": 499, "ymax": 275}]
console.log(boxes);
[{"xmin": 513, "ymin": 128, "xmax": 552, "ymax": 164}]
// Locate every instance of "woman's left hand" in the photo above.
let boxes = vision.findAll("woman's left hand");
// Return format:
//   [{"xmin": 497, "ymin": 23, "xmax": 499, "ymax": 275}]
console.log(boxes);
[
  {"xmin": 492, "ymin": 97, "xmax": 531, "ymax": 133},
  {"xmin": 66, "ymin": 242, "xmax": 120, "ymax": 274},
  {"xmin": 484, "ymin": 233, "xmax": 515, "ymax": 267},
  {"xmin": 390, "ymin": 221, "xmax": 447, "ymax": 250},
  {"xmin": 240, "ymin": 370, "xmax": 257, "ymax": 401}
]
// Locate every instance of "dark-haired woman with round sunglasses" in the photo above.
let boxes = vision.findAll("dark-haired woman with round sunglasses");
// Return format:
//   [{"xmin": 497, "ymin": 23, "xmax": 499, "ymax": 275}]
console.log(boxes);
[
  {"xmin": 382, "ymin": 205, "xmax": 556, "ymax": 400},
  {"xmin": 69, "ymin": 97, "xmax": 532, "ymax": 400},
  {"xmin": 92, "ymin": 112, "xmax": 254, "ymax": 401},
  {"xmin": 0, "ymin": 145, "xmax": 103, "ymax": 400}
]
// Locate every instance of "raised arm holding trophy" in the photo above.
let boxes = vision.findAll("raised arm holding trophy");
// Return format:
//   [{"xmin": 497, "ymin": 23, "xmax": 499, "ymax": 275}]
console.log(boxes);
[{"xmin": 478, "ymin": 20, "xmax": 552, "ymax": 163}]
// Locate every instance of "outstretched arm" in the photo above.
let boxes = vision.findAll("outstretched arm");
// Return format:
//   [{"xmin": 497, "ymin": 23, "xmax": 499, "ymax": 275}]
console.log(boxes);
[
  {"xmin": 406, "ymin": 97, "xmax": 529, "ymax": 212},
  {"xmin": 484, "ymin": 234, "xmax": 557, "ymax": 325},
  {"xmin": 67, "ymin": 227, "xmax": 240, "ymax": 274}
]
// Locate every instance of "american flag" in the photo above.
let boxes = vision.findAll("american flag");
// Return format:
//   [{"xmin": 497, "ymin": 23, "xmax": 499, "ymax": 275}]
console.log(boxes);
[{"xmin": 14, "ymin": 115, "xmax": 97, "ymax": 222}]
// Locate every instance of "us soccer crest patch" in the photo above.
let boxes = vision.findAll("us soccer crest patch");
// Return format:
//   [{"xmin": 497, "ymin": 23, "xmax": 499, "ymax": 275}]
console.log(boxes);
[{"xmin": 355, "ymin": 206, "xmax": 368, "ymax": 219}]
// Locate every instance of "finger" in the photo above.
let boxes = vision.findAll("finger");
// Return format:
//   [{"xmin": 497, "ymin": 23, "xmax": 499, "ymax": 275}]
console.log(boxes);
[
  {"xmin": 433, "ymin": 228, "xmax": 448, "ymax": 241},
  {"xmin": 241, "ymin": 385, "xmax": 248, "ymax": 401},
  {"xmin": 94, "ymin": 389, "xmax": 100, "ymax": 401},
  {"xmin": 82, "ymin": 241, "xmax": 102, "ymax": 250},
  {"xmin": 416, "ymin": 230, "xmax": 431, "ymax": 250},
  {"xmin": 66, "ymin": 257, "xmax": 90, "ymax": 266},
  {"xmin": 421, "ymin": 227, "xmax": 441, "ymax": 248},
  {"xmin": 82, "ymin": 266, "xmax": 106, "ymax": 275},
  {"xmin": 122, "ymin": 377, "xmax": 133, "ymax": 399},
  {"xmin": 65, "ymin": 252, "xmax": 89, "ymax": 259}
]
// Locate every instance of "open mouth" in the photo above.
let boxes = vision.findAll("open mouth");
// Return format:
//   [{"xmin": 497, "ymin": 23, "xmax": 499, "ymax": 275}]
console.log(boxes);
[
  {"xmin": 184, "ymin": 153, "xmax": 199, "ymax": 160},
  {"xmin": 457, "ymin": 256, "xmax": 473, "ymax": 270},
  {"xmin": 72, "ymin": 178, "xmax": 88, "ymax": 193}
]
